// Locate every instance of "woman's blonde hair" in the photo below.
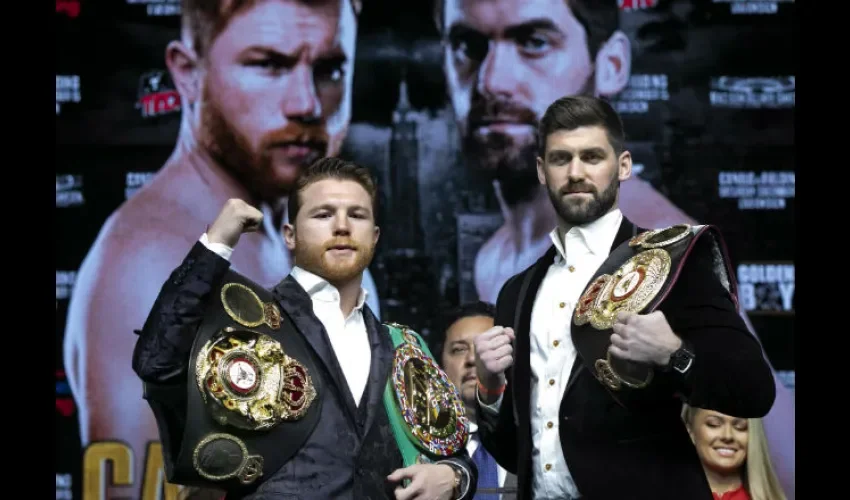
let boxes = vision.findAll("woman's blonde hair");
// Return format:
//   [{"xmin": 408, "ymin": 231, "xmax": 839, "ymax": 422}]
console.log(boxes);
[{"xmin": 682, "ymin": 404, "xmax": 786, "ymax": 500}]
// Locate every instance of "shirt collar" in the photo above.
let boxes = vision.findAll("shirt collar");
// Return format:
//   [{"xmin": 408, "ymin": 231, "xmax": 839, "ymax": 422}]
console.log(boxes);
[
  {"xmin": 290, "ymin": 266, "xmax": 369, "ymax": 312},
  {"xmin": 548, "ymin": 208, "xmax": 623, "ymax": 263}
]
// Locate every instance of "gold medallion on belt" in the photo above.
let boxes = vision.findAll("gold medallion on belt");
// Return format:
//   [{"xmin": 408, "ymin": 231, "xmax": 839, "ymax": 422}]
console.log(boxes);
[
  {"xmin": 195, "ymin": 328, "xmax": 316, "ymax": 431},
  {"xmin": 575, "ymin": 248, "xmax": 672, "ymax": 330},
  {"xmin": 220, "ymin": 282, "xmax": 282, "ymax": 330},
  {"xmin": 392, "ymin": 341, "xmax": 469, "ymax": 456}
]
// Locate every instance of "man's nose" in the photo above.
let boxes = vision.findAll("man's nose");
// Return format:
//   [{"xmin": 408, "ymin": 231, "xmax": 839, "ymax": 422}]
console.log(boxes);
[
  {"xmin": 477, "ymin": 41, "xmax": 521, "ymax": 99},
  {"xmin": 465, "ymin": 346, "xmax": 476, "ymax": 365},
  {"xmin": 565, "ymin": 159, "xmax": 587, "ymax": 181},
  {"xmin": 332, "ymin": 214, "xmax": 351, "ymax": 235},
  {"xmin": 284, "ymin": 65, "xmax": 322, "ymax": 123}
]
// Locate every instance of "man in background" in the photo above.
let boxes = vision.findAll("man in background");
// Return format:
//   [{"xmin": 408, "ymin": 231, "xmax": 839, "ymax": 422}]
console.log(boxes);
[
  {"xmin": 62, "ymin": 0, "xmax": 375, "ymax": 495},
  {"xmin": 432, "ymin": 301, "xmax": 518, "ymax": 500},
  {"xmin": 436, "ymin": 0, "xmax": 794, "ymax": 496},
  {"xmin": 437, "ymin": 0, "xmax": 691, "ymax": 304}
]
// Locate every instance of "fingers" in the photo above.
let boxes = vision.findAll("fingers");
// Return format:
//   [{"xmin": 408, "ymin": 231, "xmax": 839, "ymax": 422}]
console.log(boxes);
[
  {"xmin": 610, "ymin": 332, "xmax": 627, "ymax": 351},
  {"xmin": 608, "ymin": 343, "xmax": 630, "ymax": 360},
  {"xmin": 615, "ymin": 311, "xmax": 636, "ymax": 325},
  {"xmin": 387, "ymin": 466, "xmax": 416, "ymax": 483}
]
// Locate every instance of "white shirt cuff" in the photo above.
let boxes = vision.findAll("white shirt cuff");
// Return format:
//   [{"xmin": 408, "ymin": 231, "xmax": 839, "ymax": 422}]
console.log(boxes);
[
  {"xmin": 200, "ymin": 233, "xmax": 234, "ymax": 261},
  {"xmin": 476, "ymin": 387, "xmax": 503, "ymax": 415}
]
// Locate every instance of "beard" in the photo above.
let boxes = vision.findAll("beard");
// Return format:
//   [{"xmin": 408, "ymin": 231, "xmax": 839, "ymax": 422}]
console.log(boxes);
[
  {"xmin": 292, "ymin": 236, "xmax": 375, "ymax": 287},
  {"xmin": 198, "ymin": 85, "xmax": 331, "ymax": 202},
  {"xmin": 548, "ymin": 170, "xmax": 619, "ymax": 226},
  {"xmin": 461, "ymin": 96, "xmax": 541, "ymax": 205}
]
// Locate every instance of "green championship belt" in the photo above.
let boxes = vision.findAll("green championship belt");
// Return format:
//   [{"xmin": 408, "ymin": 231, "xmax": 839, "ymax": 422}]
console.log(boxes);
[{"xmin": 382, "ymin": 322, "xmax": 469, "ymax": 467}]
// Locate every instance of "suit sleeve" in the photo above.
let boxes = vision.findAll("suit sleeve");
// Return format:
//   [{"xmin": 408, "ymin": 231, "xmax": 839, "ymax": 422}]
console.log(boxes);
[
  {"xmin": 475, "ymin": 276, "xmax": 521, "ymax": 475},
  {"xmin": 661, "ymin": 238, "xmax": 776, "ymax": 418},
  {"xmin": 131, "ymin": 241, "xmax": 232, "ymax": 384},
  {"xmin": 437, "ymin": 450, "xmax": 479, "ymax": 499}
]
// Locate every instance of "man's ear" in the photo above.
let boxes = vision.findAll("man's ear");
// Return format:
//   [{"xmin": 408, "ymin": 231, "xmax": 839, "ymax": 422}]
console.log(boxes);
[
  {"xmin": 618, "ymin": 150, "xmax": 633, "ymax": 182},
  {"xmin": 165, "ymin": 40, "xmax": 202, "ymax": 105},
  {"xmin": 373, "ymin": 225, "xmax": 380, "ymax": 245},
  {"xmin": 283, "ymin": 223, "xmax": 296, "ymax": 251},
  {"xmin": 536, "ymin": 156, "xmax": 546, "ymax": 186},
  {"xmin": 594, "ymin": 31, "xmax": 631, "ymax": 97}
]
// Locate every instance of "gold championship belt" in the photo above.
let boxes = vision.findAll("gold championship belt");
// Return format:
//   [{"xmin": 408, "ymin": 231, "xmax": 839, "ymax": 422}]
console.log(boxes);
[
  {"xmin": 145, "ymin": 269, "xmax": 323, "ymax": 493},
  {"xmin": 383, "ymin": 323, "xmax": 469, "ymax": 467},
  {"xmin": 571, "ymin": 224, "xmax": 737, "ymax": 393}
]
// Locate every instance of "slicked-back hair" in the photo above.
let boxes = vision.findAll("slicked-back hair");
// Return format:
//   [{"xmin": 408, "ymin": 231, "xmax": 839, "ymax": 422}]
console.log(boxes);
[
  {"xmin": 537, "ymin": 95, "xmax": 625, "ymax": 158},
  {"xmin": 287, "ymin": 157, "xmax": 378, "ymax": 224}
]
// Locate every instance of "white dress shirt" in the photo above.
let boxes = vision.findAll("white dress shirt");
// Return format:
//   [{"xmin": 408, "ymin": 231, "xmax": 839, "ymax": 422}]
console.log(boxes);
[
  {"xmin": 478, "ymin": 209, "xmax": 623, "ymax": 500},
  {"xmin": 200, "ymin": 233, "xmax": 373, "ymax": 406}
]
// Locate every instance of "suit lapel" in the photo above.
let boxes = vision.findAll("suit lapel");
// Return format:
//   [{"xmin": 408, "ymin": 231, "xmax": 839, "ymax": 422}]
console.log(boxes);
[
  {"xmin": 513, "ymin": 246, "xmax": 557, "ymax": 427},
  {"xmin": 359, "ymin": 306, "xmax": 393, "ymax": 437},
  {"xmin": 561, "ymin": 217, "xmax": 640, "ymax": 398},
  {"xmin": 272, "ymin": 275, "xmax": 359, "ymax": 425}
]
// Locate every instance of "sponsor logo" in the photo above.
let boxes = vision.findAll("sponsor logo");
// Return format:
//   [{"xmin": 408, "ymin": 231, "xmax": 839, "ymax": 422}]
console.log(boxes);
[
  {"xmin": 736, "ymin": 262, "xmax": 794, "ymax": 315},
  {"xmin": 56, "ymin": 0, "xmax": 80, "ymax": 18},
  {"xmin": 718, "ymin": 170, "xmax": 794, "ymax": 211},
  {"xmin": 56, "ymin": 75, "xmax": 81, "ymax": 115},
  {"xmin": 613, "ymin": 74, "xmax": 669, "ymax": 114},
  {"xmin": 710, "ymin": 76, "xmax": 795, "ymax": 109},
  {"xmin": 56, "ymin": 473, "xmax": 73, "ymax": 500},
  {"xmin": 56, "ymin": 370, "xmax": 76, "ymax": 418},
  {"xmin": 56, "ymin": 174, "xmax": 84, "ymax": 208},
  {"xmin": 126, "ymin": 0, "xmax": 181, "ymax": 16},
  {"xmin": 126, "ymin": 171, "xmax": 157, "ymax": 200},
  {"xmin": 713, "ymin": 0, "xmax": 793, "ymax": 15},
  {"xmin": 619, "ymin": 0, "xmax": 656, "ymax": 10},
  {"xmin": 56, "ymin": 271, "xmax": 78, "ymax": 301},
  {"xmin": 136, "ymin": 70, "xmax": 181, "ymax": 118}
]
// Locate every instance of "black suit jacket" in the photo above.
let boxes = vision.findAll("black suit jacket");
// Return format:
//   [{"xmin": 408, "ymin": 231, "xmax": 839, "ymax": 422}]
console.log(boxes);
[
  {"xmin": 132, "ymin": 242, "xmax": 477, "ymax": 499},
  {"xmin": 476, "ymin": 217, "xmax": 775, "ymax": 500}
]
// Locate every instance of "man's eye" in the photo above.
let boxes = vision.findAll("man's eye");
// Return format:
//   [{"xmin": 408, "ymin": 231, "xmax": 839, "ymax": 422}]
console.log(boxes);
[
  {"xmin": 450, "ymin": 34, "xmax": 489, "ymax": 64},
  {"xmin": 517, "ymin": 34, "xmax": 552, "ymax": 57},
  {"xmin": 248, "ymin": 59, "xmax": 283, "ymax": 70},
  {"xmin": 315, "ymin": 61, "xmax": 347, "ymax": 84}
]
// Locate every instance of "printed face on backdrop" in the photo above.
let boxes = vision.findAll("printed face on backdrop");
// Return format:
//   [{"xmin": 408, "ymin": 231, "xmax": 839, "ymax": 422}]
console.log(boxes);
[
  {"xmin": 440, "ymin": 315, "xmax": 494, "ymax": 407},
  {"xmin": 283, "ymin": 179, "xmax": 379, "ymax": 286},
  {"xmin": 536, "ymin": 125, "xmax": 630, "ymax": 225},
  {"xmin": 169, "ymin": 0, "xmax": 357, "ymax": 202},
  {"xmin": 687, "ymin": 409, "xmax": 750, "ymax": 475},
  {"xmin": 441, "ymin": 0, "xmax": 630, "ymax": 202}
]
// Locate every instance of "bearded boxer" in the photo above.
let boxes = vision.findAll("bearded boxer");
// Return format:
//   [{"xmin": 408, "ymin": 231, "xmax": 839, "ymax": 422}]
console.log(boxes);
[
  {"xmin": 62, "ymin": 1, "xmax": 381, "ymax": 495},
  {"xmin": 472, "ymin": 96, "xmax": 775, "ymax": 500},
  {"xmin": 132, "ymin": 157, "xmax": 478, "ymax": 499}
]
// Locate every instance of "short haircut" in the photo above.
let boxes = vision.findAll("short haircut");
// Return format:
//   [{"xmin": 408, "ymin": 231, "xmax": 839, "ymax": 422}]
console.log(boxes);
[
  {"xmin": 433, "ymin": 0, "xmax": 621, "ymax": 60},
  {"xmin": 287, "ymin": 157, "xmax": 379, "ymax": 224},
  {"xmin": 537, "ymin": 95, "xmax": 626, "ymax": 157},
  {"xmin": 429, "ymin": 301, "xmax": 496, "ymax": 361},
  {"xmin": 180, "ymin": 0, "xmax": 362, "ymax": 57}
]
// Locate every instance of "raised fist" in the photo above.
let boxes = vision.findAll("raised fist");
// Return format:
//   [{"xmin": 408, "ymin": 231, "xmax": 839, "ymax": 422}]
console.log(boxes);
[
  {"xmin": 473, "ymin": 326, "xmax": 515, "ymax": 396},
  {"xmin": 206, "ymin": 198, "xmax": 264, "ymax": 248}
]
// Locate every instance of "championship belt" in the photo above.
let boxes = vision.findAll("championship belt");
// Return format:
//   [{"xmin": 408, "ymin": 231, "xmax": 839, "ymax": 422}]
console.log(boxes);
[
  {"xmin": 151, "ymin": 270, "xmax": 323, "ymax": 493},
  {"xmin": 571, "ymin": 224, "xmax": 736, "ymax": 393},
  {"xmin": 382, "ymin": 323, "xmax": 470, "ymax": 467}
]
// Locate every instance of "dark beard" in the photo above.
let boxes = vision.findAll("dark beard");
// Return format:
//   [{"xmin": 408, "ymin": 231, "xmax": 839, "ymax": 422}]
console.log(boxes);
[
  {"xmin": 464, "ymin": 133, "xmax": 540, "ymax": 206},
  {"xmin": 548, "ymin": 173, "xmax": 619, "ymax": 226}
]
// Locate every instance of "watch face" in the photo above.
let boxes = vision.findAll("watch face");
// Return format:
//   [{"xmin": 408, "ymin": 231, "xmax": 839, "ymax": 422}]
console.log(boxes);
[{"xmin": 672, "ymin": 349, "xmax": 693, "ymax": 373}]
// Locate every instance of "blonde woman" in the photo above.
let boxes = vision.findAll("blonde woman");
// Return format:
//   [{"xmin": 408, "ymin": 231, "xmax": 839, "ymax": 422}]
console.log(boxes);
[{"xmin": 682, "ymin": 405, "xmax": 787, "ymax": 500}]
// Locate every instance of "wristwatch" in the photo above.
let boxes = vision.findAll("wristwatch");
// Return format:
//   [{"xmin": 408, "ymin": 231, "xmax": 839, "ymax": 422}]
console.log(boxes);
[
  {"xmin": 440, "ymin": 460, "xmax": 470, "ymax": 499},
  {"xmin": 665, "ymin": 342, "xmax": 695, "ymax": 374}
]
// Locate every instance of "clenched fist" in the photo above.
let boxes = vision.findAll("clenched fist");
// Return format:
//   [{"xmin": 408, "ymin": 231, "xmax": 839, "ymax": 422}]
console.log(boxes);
[
  {"xmin": 473, "ymin": 326, "xmax": 515, "ymax": 401},
  {"xmin": 207, "ymin": 199, "xmax": 264, "ymax": 249}
]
